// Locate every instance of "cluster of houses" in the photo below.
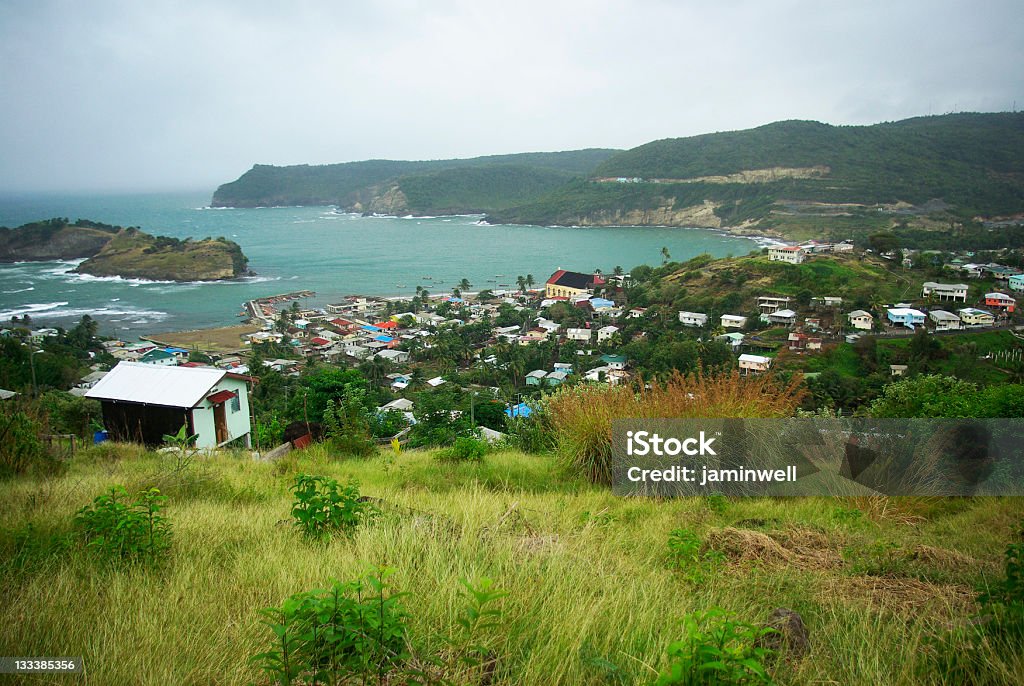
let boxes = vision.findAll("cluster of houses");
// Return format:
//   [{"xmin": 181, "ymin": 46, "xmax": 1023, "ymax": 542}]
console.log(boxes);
[{"xmin": 766, "ymin": 240, "xmax": 855, "ymax": 265}]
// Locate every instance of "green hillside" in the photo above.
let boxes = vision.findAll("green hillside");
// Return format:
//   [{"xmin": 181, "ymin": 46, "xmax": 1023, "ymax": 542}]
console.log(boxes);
[
  {"xmin": 0, "ymin": 218, "xmax": 250, "ymax": 281},
  {"xmin": 0, "ymin": 218, "xmax": 121, "ymax": 262},
  {"xmin": 210, "ymin": 149, "xmax": 618, "ymax": 210},
  {"xmin": 489, "ymin": 112, "xmax": 1024, "ymax": 240},
  {"xmin": 74, "ymin": 228, "xmax": 249, "ymax": 281}
]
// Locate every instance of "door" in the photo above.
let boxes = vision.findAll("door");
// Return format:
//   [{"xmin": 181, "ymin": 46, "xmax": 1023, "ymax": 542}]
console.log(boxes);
[{"xmin": 213, "ymin": 402, "xmax": 228, "ymax": 444}]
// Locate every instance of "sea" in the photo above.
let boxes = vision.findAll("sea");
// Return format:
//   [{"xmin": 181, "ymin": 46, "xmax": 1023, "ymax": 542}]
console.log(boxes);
[{"xmin": 0, "ymin": 191, "xmax": 766, "ymax": 337}]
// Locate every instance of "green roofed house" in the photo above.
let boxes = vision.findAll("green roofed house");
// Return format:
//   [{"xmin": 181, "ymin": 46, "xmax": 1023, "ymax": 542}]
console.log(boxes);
[
  {"xmin": 601, "ymin": 354, "xmax": 627, "ymax": 370},
  {"xmin": 139, "ymin": 348, "xmax": 177, "ymax": 366}
]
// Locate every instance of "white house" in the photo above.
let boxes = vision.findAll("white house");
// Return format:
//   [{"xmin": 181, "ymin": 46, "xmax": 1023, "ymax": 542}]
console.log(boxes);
[
  {"xmin": 738, "ymin": 354, "xmax": 772, "ymax": 375},
  {"xmin": 1009, "ymin": 275, "xmax": 1024, "ymax": 293},
  {"xmin": 566, "ymin": 328, "xmax": 592, "ymax": 342},
  {"xmin": 375, "ymin": 349, "xmax": 410, "ymax": 364},
  {"xmin": 763, "ymin": 309, "xmax": 797, "ymax": 326},
  {"xmin": 922, "ymin": 282, "xmax": 968, "ymax": 302},
  {"xmin": 596, "ymin": 325, "xmax": 619, "ymax": 342},
  {"xmin": 720, "ymin": 314, "xmax": 747, "ymax": 329},
  {"xmin": 715, "ymin": 332, "xmax": 745, "ymax": 349},
  {"xmin": 86, "ymin": 362, "xmax": 254, "ymax": 449},
  {"xmin": 768, "ymin": 246, "xmax": 806, "ymax": 264},
  {"xmin": 958, "ymin": 307, "xmax": 995, "ymax": 328},
  {"xmin": 678, "ymin": 311, "xmax": 708, "ymax": 327},
  {"xmin": 928, "ymin": 310, "xmax": 962, "ymax": 331},
  {"xmin": 757, "ymin": 296, "xmax": 791, "ymax": 315},
  {"xmin": 847, "ymin": 310, "xmax": 874, "ymax": 331}
]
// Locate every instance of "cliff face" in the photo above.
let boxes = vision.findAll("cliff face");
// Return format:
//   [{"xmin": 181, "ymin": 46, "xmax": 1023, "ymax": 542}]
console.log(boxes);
[
  {"xmin": 73, "ymin": 229, "xmax": 249, "ymax": 281},
  {"xmin": 561, "ymin": 200, "xmax": 725, "ymax": 228},
  {"xmin": 350, "ymin": 184, "xmax": 410, "ymax": 215}
]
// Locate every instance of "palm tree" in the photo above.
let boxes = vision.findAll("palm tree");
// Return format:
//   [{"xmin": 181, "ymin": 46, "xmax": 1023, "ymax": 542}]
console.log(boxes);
[
  {"xmin": 613, "ymin": 265, "xmax": 623, "ymax": 276},
  {"xmin": 459, "ymin": 278, "xmax": 472, "ymax": 292},
  {"xmin": 661, "ymin": 247, "xmax": 671, "ymax": 265},
  {"xmin": 453, "ymin": 288, "xmax": 461, "ymax": 299},
  {"xmin": 526, "ymin": 274, "xmax": 535, "ymax": 290},
  {"xmin": 516, "ymin": 275, "xmax": 527, "ymax": 293}
]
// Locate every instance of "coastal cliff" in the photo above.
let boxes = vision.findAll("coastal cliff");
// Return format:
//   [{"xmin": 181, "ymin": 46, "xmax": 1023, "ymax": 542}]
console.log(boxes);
[{"xmin": 0, "ymin": 219, "xmax": 250, "ymax": 281}]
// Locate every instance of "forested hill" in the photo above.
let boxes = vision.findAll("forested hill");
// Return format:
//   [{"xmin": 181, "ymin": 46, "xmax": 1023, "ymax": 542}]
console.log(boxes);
[
  {"xmin": 210, "ymin": 149, "xmax": 619, "ymax": 211},
  {"xmin": 0, "ymin": 218, "xmax": 249, "ymax": 281},
  {"xmin": 487, "ymin": 112, "xmax": 1024, "ymax": 239}
]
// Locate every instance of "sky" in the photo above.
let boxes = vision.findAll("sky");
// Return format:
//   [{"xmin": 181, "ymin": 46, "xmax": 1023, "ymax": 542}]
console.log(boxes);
[{"xmin": 1, "ymin": 0, "xmax": 1022, "ymax": 193}]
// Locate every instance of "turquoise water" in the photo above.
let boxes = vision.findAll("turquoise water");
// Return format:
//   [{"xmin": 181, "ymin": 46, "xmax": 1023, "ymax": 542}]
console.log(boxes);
[{"xmin": 0, "ymin": 192, "xmax": 760, "ymax": 336}]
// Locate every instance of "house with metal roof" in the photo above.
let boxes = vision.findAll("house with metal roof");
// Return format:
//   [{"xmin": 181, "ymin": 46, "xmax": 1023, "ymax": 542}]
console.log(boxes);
[
  {"xmin": 928, "ymin": 310, "xmax": 962, "ymax": 331},
  {"xmin": 85, "ymin": 362, "xmax": 254, "ymax": 448}
]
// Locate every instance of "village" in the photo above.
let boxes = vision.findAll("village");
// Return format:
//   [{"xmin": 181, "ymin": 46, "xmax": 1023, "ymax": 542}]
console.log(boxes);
[{"xmin": 17, "ymin": 236, "xmax": 1021, "ymax": 452}]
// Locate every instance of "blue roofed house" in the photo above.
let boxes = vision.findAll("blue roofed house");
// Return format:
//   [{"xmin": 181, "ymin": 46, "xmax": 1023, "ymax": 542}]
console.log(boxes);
[{"xmin": 505, "ymin": 403, "xmax": 533, "ymax": 418}]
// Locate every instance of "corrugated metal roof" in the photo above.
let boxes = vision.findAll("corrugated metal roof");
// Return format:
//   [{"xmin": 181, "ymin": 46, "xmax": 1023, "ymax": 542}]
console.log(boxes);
[{"xmin": 86, "ymin": 362, "xmax": 227, "ymax": 408}]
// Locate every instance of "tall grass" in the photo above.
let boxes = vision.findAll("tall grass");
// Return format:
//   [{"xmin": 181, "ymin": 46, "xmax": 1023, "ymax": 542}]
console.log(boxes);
[
  {"xmin": 0, "ymin": 447, "xmax": 1021, "ymax": 684},
  {"xmin": 548, "ymin": 371, "xmax": 805, "ymax": 484}
]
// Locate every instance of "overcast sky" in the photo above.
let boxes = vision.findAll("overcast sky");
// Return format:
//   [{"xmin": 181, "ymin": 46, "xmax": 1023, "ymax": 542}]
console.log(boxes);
[{"xmin": 1, "ymin": 0, "xmax": 1022, "ymax": 193}]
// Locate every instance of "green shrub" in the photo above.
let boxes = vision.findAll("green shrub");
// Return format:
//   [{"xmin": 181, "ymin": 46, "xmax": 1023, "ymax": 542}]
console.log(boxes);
[
  {"xmin": 371, "ymin": 409, "xmax": 409, "ymax": 439},
  {"xmin": 656, "ymin": 609, "xmax": 776, "ymax": 685},
  {"xmin": 323, "ymin": 396, "xmax": 376, "ymax": 457},
  {"xmin": 666, "ymin": 529, "xmax": 726, "ymax": 584},
  {"xmin": 436, "ymin": 437, "xmax": 487, "ymax": 462},
  {"xmin": 74, "ymin": 486, "xmax": 171, "ymax": 564},
  {"xmin": 290, "ymin": 474, "xmax": 376, "ymax": 540},
  {"xmin": 503, "ymin": 410, "xmax": 555, "ymax": 454},
  {"xmin": 705, "ymin": 494, "xmax": 729, "ymax": 516},
  {"xmin": 0, "ymin": 407, "xmax": 62, "ymax": 478},
  {"xmin": 252, "ymin": 567, "xmax": 409, "ymax": 685}
]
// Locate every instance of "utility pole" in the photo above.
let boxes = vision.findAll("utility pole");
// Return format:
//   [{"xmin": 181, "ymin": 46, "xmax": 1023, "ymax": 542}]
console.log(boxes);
[{"xmin": 29, "ymin": 348, "xmax": 39, "ymax": 398}]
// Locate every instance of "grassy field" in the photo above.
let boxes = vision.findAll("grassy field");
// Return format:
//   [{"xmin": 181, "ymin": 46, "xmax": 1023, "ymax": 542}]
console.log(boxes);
[
  {"xmin": 143, "ymin": 324, "xmax": 262, "ymax": 354},
  {"xmin": 1, "ymin": 445, "xmax": 1022, "ymax": 685}
]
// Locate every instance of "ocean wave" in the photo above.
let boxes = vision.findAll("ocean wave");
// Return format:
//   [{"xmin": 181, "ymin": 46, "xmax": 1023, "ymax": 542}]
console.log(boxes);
[
  {"xmin": 0, "ymin": 302, "xmax": 69, "ymax": 318},
  {"xmin": 0, "ymin": 302, "xmax": 170, "ymax": 322},
  {"xmin": 71, "ymin": 272, "xmax": 179, "ymax": 285},
  {"xmin": 2, "ymin": 286, "xmax": 35, "ymax": 294}
]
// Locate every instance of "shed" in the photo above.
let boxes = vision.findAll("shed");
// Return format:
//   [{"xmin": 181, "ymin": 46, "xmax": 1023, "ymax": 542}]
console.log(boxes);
[{"xmin": 86, "ymin": 362, "xmax": 255, "ymax": 448}]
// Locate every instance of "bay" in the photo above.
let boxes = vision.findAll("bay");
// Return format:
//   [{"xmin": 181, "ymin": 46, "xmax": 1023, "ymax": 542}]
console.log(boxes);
[{"xmin": 0, "ymin": 191, "xmax": 762, "ymax": 335}]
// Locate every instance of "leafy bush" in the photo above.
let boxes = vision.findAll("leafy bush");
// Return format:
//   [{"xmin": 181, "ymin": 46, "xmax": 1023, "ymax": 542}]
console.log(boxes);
[
  {"xmin": 666, "ymin": 529, "xmax": 725, "ymax": 584},
  {"xmin": 322, "ymin": 396, "xmax": 376, "ymax": 457},
  {"xmin": 74, "ymin": 486, "xmax": 171, "ymax": 564},
  {"xmin": 408, "ymin": 388, "xmax": 475, "ymax": 448},
  {"xmin": 371, "ymin": 409, "xmax": 409, "ymax": 439},
  {"xmin": 290, "ymin": 474, "xmax": 376, "ymax": 540},
  {"xmin": 253, "ymin": 567, "xmax": 409, "ymax": 685},
  {"xmin": 503, "ymin": 409, "xmax": 555, "ymax": 454},
  {"xmin": 436, "ymin": 437, "xmax": 487, "ymax": 462},
  {"xmin": 0, "ymin": 407, "xmax": 60, "ymax": 478},
  {"xmin": 656, "ymin": 609, "xmax": 776, "ymax": 685},
  {"xmin": 38, "ymin": 390, "xmax": 102, "ymax": 437}
]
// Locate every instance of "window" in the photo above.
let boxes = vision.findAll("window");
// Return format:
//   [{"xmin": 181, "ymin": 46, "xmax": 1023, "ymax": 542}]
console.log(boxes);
[{"xmin": 230, "ymin": 395, "xmax": 241, "ymax": 413}]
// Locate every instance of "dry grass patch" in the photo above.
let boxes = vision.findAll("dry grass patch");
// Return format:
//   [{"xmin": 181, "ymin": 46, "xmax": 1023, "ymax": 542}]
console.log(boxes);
[
  {"xmin": 706, "ymin": 525, "xmax": 844, "ymax": 571},
  {"xmin": 820, "ymin": 576, "xmax": 977, "ymax": 619}
]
